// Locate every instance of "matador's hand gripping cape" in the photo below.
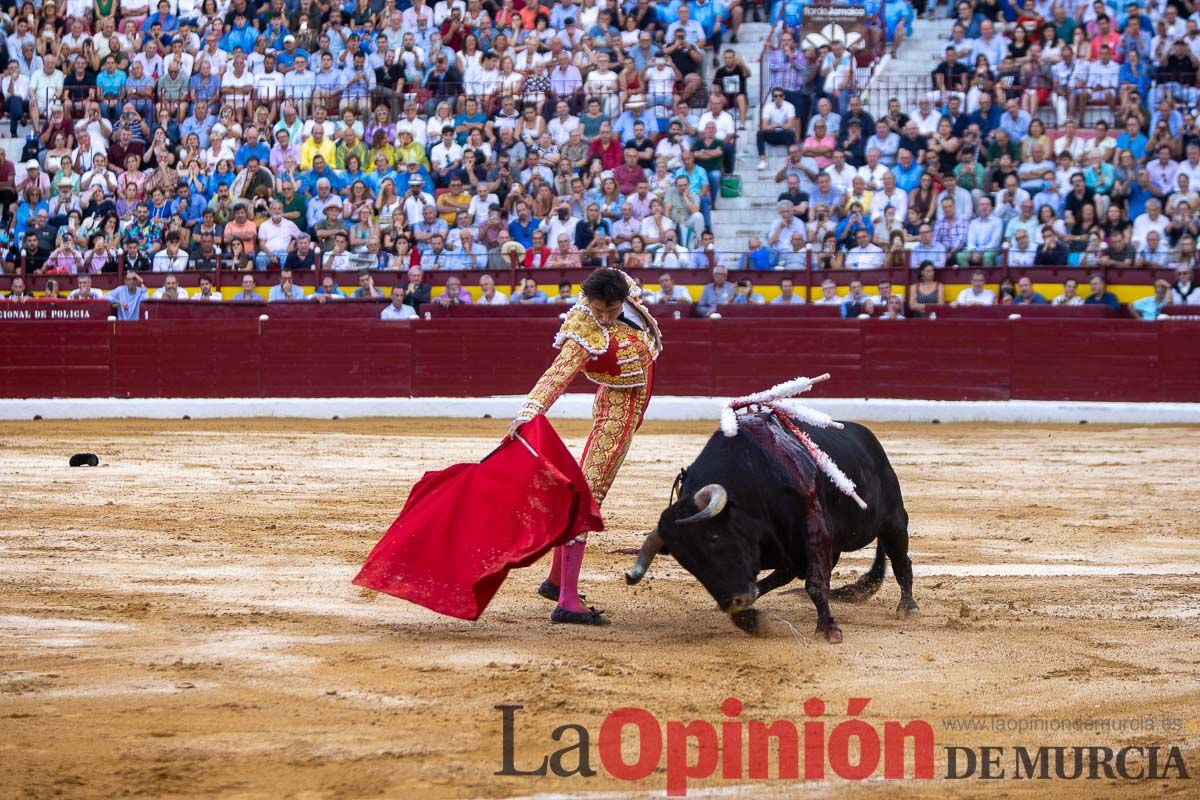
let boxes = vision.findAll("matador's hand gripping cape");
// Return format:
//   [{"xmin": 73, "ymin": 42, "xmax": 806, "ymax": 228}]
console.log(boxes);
[
  {"xmin": 352, "ymin": 415, "xmax": 602, "ymax": 620},
  {"xmin": 513, "ymin": 271, "xmax": 664, "ymax": 429}
]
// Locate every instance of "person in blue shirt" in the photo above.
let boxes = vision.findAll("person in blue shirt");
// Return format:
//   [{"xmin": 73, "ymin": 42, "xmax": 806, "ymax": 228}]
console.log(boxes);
[
  {"xmin": 1131, "ymin": 280, "xmax": 1170, "ymax": 320},
  {"xmin": 452, "ymin": 98, "xmax": 488, "ymax": 146},
  {"xmin": 181, "ymin": 100, "xmax": 217, "ymax": 149},
  {"xmin": 234, "ymin": 130, "xmax": 270, "ymax": 169},
  {"xmin": 508, "ymin": 201, "xmax": 540, "ymax": 248},
  {"xmin": 142, "ymin": 0, "xmax": 179, "ymax": 34},
  {"xmin": 275, "ymin": 36, "xmax": 309, "ymax": 72},
  {"xmin": 1084, "ymin": 274, "xmax": 1121, "ymax": 311},
  {"xmin": 835, "ymin": 203, "xmax": 874, "ymax": 245},
  {"xmin": 967, "ymin": 93, "xmax": 1002, "ymax": 139},
  {"xmin": 147, "ymin": 188, "xmax": 172, "ymax": 221},
  {"xmin": 261, "ymin": 13, "xmax": 290, "ymax": 51},
  {"xmin": 736, "ymin": 237, "xmax": 776, "ymax": 270},
  {"xmin": 891, "ymin": 148, "xmax": 924, "ymax": 192},
  {"xmin": 1115, "ymin": 116, "xmax": 1148, "ymax": 163},
  {"xmin": 205, "ymin": 160, "xmax": 237, "ymax": 196},
  {"xmin": 95, "ymin": 57, "xmax": 127, "ymax": 123},
  {"xmin": 106, "ymin": 271, "xmax": 148, "ymax": 321},
  {"xmin": 170, "ymin": 185, "xmax": 206, "ymax": 228},
  {"xmin": 883, "ymin": 0, "xmax": 915, "ymax": 55},
  {"xmin": 300, "ymin": 158, "xmax": 345, "ymax": 196},
  {"xmin": 220, "ymin": 12, "xmax": 259, "ymax": 54}
]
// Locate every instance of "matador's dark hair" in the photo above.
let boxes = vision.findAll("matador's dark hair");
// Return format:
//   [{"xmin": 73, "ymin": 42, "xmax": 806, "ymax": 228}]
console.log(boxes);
[{"xmin": 581, "ymin": 268, "xmax": 630, "ymax": 305}]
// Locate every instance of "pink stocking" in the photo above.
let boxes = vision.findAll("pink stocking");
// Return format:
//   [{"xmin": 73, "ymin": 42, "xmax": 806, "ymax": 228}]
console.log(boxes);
[
  {"xmin": 556, "ymin": 540, "xmax": 588, "ymax": 613},
  {"xmin": 546, "ymin": 546, "xmax": 563, "ymax": 586}
]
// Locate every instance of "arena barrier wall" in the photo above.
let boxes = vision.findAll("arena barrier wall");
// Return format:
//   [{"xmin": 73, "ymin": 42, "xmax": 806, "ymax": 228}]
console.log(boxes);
[{"xmin": 2, "ymin": 318, "xmax": 1199, "ymax": 403}]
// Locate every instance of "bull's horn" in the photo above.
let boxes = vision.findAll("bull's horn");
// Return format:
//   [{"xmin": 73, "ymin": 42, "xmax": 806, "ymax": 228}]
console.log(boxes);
[
  {"xmin": 624, "ymin": 528, "xmax": 663, "ymax": 585},
  {"xmin": 676, "ymin": 484, "xmax": 728, "ymax": 525}
]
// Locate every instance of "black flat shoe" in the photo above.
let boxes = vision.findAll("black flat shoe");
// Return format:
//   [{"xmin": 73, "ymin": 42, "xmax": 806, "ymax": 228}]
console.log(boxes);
[
  {"xmin": 537, "ymin": 580, "xmax": 585, "ymax": 602},
  {"xmin": 551, "ymin": 606, "xmax": 609, "ymax": 626}
]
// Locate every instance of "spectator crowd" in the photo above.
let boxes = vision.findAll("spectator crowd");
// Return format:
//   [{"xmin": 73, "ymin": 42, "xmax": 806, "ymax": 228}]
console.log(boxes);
[{"xmin": 0, "ymin": 0, "xmax": 1194, "ymax": 321}]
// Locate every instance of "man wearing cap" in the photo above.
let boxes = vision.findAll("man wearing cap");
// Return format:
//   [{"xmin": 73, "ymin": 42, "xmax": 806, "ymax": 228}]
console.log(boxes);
[
  {"xmin": 17, "ymin": 159, "xmax": 50, "ymax": 198},
  {"xmin": 275, "ymin": 34, "xmax": 308, "ymax": 73},
  {"xmin": 612, "ymin": 95, "xmax": 656, "ymax": 143}
]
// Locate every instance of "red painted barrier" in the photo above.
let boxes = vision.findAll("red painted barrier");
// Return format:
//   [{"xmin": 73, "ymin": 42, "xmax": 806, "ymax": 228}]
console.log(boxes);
[
  {"xmin": 0, "ymin": 319, "xmax": 1197, "ymax": 402},
  {"xmin": 141, "ymin": 299, "xmax": 389, "ymax": 319}
]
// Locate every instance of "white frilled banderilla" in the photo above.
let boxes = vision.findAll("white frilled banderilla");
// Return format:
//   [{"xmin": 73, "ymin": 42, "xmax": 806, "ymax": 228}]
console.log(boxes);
[{"xmin": 719, "ymin": 374, "xmax": 868, "ymax": 510}]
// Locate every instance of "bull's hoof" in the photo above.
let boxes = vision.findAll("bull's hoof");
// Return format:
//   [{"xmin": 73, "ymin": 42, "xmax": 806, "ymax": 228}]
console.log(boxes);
[
  {"xmin": 730, "ymin": 608, "xmax": 761, "ymax": 635},
  {"xmin": 816, "ymin": 624, "xmax": 844, "ymax": 643},
  {"xmin": 896, "ymin": 601, "xmax": 920, "ymax": 619}
]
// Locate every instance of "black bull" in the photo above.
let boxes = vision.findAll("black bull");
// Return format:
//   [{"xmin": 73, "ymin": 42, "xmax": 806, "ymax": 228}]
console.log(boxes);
[{"xmin": 625, "ymin": 412, "xmax": 916, "ymax": 642}]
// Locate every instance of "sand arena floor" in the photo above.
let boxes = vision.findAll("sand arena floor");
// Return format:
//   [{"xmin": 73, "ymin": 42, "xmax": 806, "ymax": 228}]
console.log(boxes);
[{"xmin": 0, "ymin": 418, "xmax": 1198, "ymax": 799}]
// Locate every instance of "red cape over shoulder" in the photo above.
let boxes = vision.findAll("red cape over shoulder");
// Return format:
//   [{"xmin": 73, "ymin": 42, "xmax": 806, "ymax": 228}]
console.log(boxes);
[{"xmin": 352, "ymin": 416, "xmax": 603, "ymax": 620}]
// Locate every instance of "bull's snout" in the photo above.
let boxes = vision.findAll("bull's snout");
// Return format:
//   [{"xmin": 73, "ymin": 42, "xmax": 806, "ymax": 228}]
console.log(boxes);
[{"xmin": 721, "ymin": 585, "xmax": 759, "ymax": 614}]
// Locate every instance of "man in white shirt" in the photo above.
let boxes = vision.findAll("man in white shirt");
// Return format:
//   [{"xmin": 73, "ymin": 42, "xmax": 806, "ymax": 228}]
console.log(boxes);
[
  {"xmin": 163, "ymin": 38, "xmax": 194, "ymax": 79},
  {"xmin": 67, "ymin": 274, "xmax": 104, "ymax": 299},
  {"xmin": 824, "ymin": 148, "xmax": 857, "ymax": 194},
  {"xmin": 912, "ymin": 96, "xmax": 941, "ymax": 136},
  {"xmin": 1132, "ymin": 199, "xmax": 1170, "ymax": 248},
  {"xmin": 856, "ymin": 147, "xmax": 889, "ymax": 191},
  {"xmin": 1006, "ymin": 229, "xmax": 1036, "ymax": 266},
  {"xmin": 28, "ymin": 54, "xmax": 64, "ymax": 131},
  {"xmin": 697, "ymin": 93, "xmax": 737, "ymax": 146},
  {"xmin": 152, "ymin": 234, "xmax": 190, "ymax": 272},
  {"xmin": 257, "ymin": 200, "xmax": 302, "ymax": 268},
  {"xmin": 381, "ymin": 285, "xmax": 418, "ymax": 319},
  {"xmin": 192, "ymin": 275, "xmax": 223, "ymax": 301},
  {"xmin": 812, "ymin": 278, "xmax": 841, "ymax": 305},
  {"xmin": 649, "ymin": 272, "xmax": 693, "ymax": 303},
  {"xmin": 477, "ymin": 274, "xmax": 509, "ymax": 305},
  {"xmin": 547, "ymin": 100, "xmax": 580, "ymax": 146},
  {"xmin": 757, "ymin": 88, "xmax": 797, "ymax": 170},
  {"xmin": 845, "ymin": 228, "xmax": 884, "ymax": 269},
  {"xmin": 253, "ymin": 54, "xmax": 283, "ymax": 112},
  {"xmin": 869, "ymin": 172, "xmax": 908, "ymax": 225},
  {"xmin": 953, "ymin": 270, "xmax": 996, "ymax": 306},
  {"xmin": 465, "ymin": 51, "xmax": 500, "ymax": 109},
  {"xmin": 151, "ymin": 273, "xmax": 190, "ymax": 299},
  {"xmin": 1074, "ymin": 44, "xmax": 1120, "ymax": 119}
]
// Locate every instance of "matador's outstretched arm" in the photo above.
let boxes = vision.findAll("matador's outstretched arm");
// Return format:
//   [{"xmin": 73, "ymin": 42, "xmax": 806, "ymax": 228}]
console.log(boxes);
[{"xmin": 510, "ymin": 339, "xmax": 589, "ymax": 432}]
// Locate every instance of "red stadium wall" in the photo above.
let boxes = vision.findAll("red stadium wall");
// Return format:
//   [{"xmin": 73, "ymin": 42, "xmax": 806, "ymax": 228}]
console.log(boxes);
[{"xmin": 1, "ymin": 319, "xmax": 1198, "ymax": 402}]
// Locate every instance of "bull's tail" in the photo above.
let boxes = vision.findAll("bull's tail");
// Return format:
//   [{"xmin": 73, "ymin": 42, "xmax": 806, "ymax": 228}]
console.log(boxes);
[{"xmin": 830, "ymin": 541, "xmax": 888, "ymax": 603}]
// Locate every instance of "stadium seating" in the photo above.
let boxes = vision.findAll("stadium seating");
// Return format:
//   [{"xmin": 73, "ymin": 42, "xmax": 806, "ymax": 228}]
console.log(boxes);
[{"xmin": 0, "ymin": 0, "xmax": 1194, "ymax": 324}]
